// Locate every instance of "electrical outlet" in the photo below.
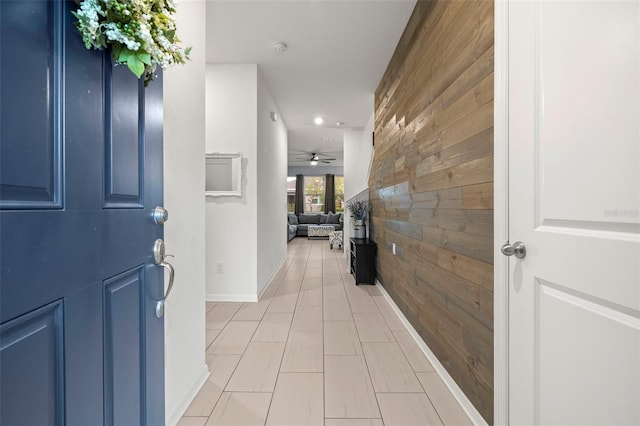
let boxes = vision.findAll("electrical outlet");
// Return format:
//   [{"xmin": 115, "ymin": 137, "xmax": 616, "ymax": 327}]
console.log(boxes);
[
  {"xmin": 216, "ymin": 263, "xmax": 224, "ymax": 273},
  {"xmin": 392, "ymin": 243, "xmax": 396, "ymax": 256}
]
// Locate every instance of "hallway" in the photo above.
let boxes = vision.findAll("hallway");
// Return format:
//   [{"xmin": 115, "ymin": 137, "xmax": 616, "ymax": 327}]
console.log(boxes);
[{"xmin": 179, "ymin": 238, "xmax": 472, "ymax": 426}]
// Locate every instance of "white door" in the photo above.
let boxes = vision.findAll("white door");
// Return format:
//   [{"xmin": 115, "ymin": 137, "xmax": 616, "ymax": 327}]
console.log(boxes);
[{"xmin": 507, "ymin": 1, "xmax": 640, "ymax": 424}]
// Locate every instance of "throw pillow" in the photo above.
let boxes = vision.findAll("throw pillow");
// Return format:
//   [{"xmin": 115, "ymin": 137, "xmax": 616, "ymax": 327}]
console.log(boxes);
[
  {"xmin": 288, "ymin": 214, "xmax": 298, "ymax": 225},
  {"xmin": 327, "ymin": 212, "xmax": 341, "ymax": 224}
]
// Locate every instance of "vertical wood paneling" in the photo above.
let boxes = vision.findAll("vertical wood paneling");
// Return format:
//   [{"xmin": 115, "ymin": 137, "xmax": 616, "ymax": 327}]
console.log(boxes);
[{"xmin": 371, "ymin": 1, "xmax": 494, "ymax": 422}]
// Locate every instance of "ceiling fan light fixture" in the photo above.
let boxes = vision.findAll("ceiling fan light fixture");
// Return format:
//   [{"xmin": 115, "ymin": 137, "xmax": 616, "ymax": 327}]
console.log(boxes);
[
  {"xmin": 314, "ymin": 117, "xmax": 324, "ymax": 125},
  {"xmin": 310, "ymin": 160, "xmax": 318, "ymax": 166}
]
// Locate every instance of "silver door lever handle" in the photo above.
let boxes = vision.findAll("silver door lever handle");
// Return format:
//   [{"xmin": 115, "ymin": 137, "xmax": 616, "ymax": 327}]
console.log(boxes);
[
  {"xmin": 153, "ymin": 239, "xmax": 175, "ymax": 318},
  {"xmin": 501, "ymin": 241, "xmax": 526, "ymax": 259},
  {"xmin": 155, "ymin": 260, "xmax": 174, "ymax": 318}
]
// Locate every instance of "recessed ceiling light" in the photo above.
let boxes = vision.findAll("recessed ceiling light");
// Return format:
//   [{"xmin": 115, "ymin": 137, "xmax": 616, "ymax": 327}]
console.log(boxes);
[
  {"xmin": 314, "ymin": 117, "xmax": 324, "ymax": 125},
  {"xmin": 336, "ymin": 121, "xmax": 344, "ymax": 126}
]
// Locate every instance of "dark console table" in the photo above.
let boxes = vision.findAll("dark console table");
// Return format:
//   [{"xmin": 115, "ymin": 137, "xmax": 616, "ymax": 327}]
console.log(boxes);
[{"xmin": 349, "ymin": 238, "xmax": 377, "ymax": 285}]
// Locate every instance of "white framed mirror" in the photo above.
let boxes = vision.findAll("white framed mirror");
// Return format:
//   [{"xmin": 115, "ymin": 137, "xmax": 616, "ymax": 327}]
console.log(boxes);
[{"xmin": 205, "ymin": 153, "xmax": 243, "ymax": 197}]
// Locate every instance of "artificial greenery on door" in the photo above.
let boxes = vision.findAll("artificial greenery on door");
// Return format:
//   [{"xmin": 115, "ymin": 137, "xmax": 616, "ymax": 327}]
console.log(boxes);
[{"xmin": 72, "ymin": 0, "xmax": 190, "ymax": 85}]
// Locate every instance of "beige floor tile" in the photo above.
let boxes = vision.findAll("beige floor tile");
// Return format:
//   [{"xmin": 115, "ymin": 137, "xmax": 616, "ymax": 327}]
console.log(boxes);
[
  {"xmin": 281, "ymin": 331, "xmax": 323, "ymax": 372},
  {"xmin": 252, "ymin": 312, "xmax": 292, "ymax": 342},
  {"xmin": 323, "ymin": 285, "xmax": 347, "ymax": 301},
  {"xmin": 416, "ymin": 372, "xmax": 473, "ymax": 425},
  {"xmin": 353, "ymin": 313, "xmax": 395, "ymax": 342},
  {"xmin": 324, "ymin": 356, "xmax": 380, "ymax": 418},
  {"xmin": 324, "ymin": 321, "xmax": 362, "ymax": 355},
  {"xmin": 324, "ymin": 298, "xmax": 353, "ymax": 321},
  {"xmin": 206, "ymin": 392, "xmax": 272, "ymax": 426},
  {"xmin": 298, "ymin": 288, "xmax": 323, "ymax": 306},
  {"xmin": 362, "ymin": 342, "xmax": 422, "ymax": 392},
  {"xmin": 266, "ymin": 293, "xmax": 298, "ymax": 313},
  {"xmin": 278, "ymin": 280, "xmax": 302, "ymax": 294},
  {"xmin": 347, "ymin": 293, "xmax": 380, "ymax": 314},
  {"xmin": 207, "ymin": 321, "xmax": 259, "ymax": 355},
  {"xmin": 266, "ymin": 373, "xmax": 324, "ymax": 426},
  {"xmin": 304, "ymin": 267, "xmax": 323, "ymax": 278},
  {"xmin": 323, "ymin": 274, "xmax": 344, "ymax": 286},
  {"xmin": 178, "ymin": 416, "xmax": 208, "ymax": 426},
  {"xmin": 225, "ymin": 342, "xmax": 285, "ymax": 392},
  {"xmin": 184, "ymin": 354, "xmax": 240, "ymax": 416},
  {"xmin": 206, "ymin": 354, "xmax": 242, "ymax": 383},
  {"xmin": 205, "ymin": 329, "xmax": 221, "ymax": 350},
  {"xmin": 291, "ymin": 305, "xmax": 323, "ymax": 332},
  {"xmin": 260, "ymin": 281, "xmax": 280, "ymax": 299},
  {"xmin": 372, "ymin": 297, "xmax": 406, "ymax": 331},
  {"xmin": 376, "ymin": 393, "xmax": 443, "ymax": 426},
  {"xmin": 206, "ymin": 302, "xmax": 216, "ymax": 312},
  {"xmin": 206, "ymin": 303, "xmax": 242, "ymax": 329},
  {"xmin": 232, "ymin": 299, "xmax": 270, "ymax": 321},
  {"xmin": 284, "ymin": 270, "xmax": 305, "ymax": 281},
  {"xmin": 183, "ymin": 380, "xmax": 222, "ymax": 417},
  {"xmin": 393, "ymin": 330, "xmax": 434, "ymax": 372},
  {"xmin": 301, "ymin": 277, "xmax": 323, "ymax": 290},
  {"xmin": 363, "ymin": 285, "xmax": 382, "ymax": 296},
  {"xmin": 324, "ymin": 420, "xmax": 384, "ymax": 426},
  {"xmin": 343, "ymin": 281, "xmax": 370, "ymax": 295}
]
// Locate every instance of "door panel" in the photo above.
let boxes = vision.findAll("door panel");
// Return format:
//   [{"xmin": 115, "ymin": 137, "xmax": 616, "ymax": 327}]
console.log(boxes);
[
  {"xmin": 508, "ymin": 1, "xmax": 640, "ymax": 424},
  {"xmin": 0, "ymin": 301, "xmax": 64, "ymax": 426},
  {"xmin": 0, "ymin": 0, "xmax": 62, "ymax": 208},
  {"xmin": 104, "ymin": 267, "xmax": 144, "ymax": 425},
  {"xmin": 0, "ymin": 0, "xmax": 165, "ymax": 424},
  {"xmin": 105, "ymin": 63, "xmax": 143, "ymax": 207}
]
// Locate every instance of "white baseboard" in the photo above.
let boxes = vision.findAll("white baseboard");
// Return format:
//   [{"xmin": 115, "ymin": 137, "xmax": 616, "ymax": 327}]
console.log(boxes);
[
  {"xmin": 375, "ymin": 279, "xmax": 488, "ymax": 426},
  {"xmin": 206, "ymin": 293, "xmax": 258, "ymax": 302},
  {"xmin": 165, "ymin": 364, "xmax": 210, "ymax": 426},
  {"xmin": 258, "ymin": 255, "xmax": 286, "ymax": 299}
]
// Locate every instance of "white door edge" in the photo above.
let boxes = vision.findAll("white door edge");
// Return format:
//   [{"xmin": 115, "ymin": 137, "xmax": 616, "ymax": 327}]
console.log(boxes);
[{"xmin": 493, "ymin": 0, "xmax": 510, "ymax": 425}]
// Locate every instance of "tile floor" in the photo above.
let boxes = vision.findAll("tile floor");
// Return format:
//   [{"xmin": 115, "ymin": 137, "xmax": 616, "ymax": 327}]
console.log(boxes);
[{"xmin": 179, "ymin": 238, "xmax": 472, "ymax": 426}]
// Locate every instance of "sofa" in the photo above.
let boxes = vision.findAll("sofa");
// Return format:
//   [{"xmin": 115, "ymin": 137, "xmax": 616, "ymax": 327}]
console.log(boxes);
[{"xmin": 287, "ymin": 212, "xmax": 343, "ymax": 240}]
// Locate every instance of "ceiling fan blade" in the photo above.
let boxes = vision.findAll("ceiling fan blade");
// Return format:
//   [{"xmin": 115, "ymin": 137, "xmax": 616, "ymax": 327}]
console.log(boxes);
[{"xmin": 320, "ymin": 160, "xmax": 332, "ymax": 164}]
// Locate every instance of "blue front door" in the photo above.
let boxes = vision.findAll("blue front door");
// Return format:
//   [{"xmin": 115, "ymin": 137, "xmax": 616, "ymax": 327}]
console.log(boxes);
[{"xmin": 0, "ymin": 1, "xmax": 165, "ymax": 424}]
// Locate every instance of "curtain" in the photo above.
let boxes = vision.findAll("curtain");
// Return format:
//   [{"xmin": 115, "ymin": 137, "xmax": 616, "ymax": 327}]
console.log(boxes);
[
  {"xmin": 324, "ymin": 174, "xmax": 335, "ymax": 213},
  {"xmin": 294, "ymin": 174, "xmax": 304, "ymax": 215}
]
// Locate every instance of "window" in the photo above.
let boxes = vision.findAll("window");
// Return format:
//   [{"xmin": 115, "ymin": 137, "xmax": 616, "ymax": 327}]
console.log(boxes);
[
  {"xmin": 304, "ymin": 176, "xmax": 325, "ymax": 212},
  {"xmin": 335, "ymin": 176, "xmax": 344, "ymax": 212},
  {"xmin": 287, "ymin": 176, "xmax": 296, "ymax": 213}
]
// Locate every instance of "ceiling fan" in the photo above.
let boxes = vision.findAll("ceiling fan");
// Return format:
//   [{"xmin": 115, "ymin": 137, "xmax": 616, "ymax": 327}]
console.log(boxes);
[{"xmin": 294, "ymin": 152, "xmax": 337, "ymax": 165}]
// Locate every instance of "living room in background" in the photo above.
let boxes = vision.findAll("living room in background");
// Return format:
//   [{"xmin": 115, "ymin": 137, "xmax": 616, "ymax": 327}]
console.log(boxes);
[
  {"xmin": 334, "ymin": 176, "xmax": 344, "ymax": 212},
  {"xmin": 286, "ymin": 176, "xmax": 296, "ymax": 213},
  {"xmin": 304, "ymin": 176, "xmax": 325, "ymax": 213}
]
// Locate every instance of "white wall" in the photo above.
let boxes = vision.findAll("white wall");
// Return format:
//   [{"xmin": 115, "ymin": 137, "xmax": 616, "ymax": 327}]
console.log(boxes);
[
  {"xmin": 205, "ymin": 64, "xmax": 258, "ymax": 301},
  {"xmin": 163, "ymin": 1, "xmax": 207, "ymax": 424},
  {"xmin": 343, "ymin": 112, "xmax": 375, "ymax": 246},
  {"xmin": 344, "ymin": 113, "xmax": 374, "ymax": 200},
  {"xmin": 288, "ymin": 165, "xmax": 344, "ymax": 176},
  {"xmin": 256, "ymin": 72, "xmax": 288, "ymax": 295}
]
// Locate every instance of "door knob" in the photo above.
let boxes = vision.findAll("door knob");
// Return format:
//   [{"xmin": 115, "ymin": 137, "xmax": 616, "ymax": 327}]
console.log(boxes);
[
  {"xmin": 153, "ymin": 239, "xmax": 175, "ymax": 318},
  {"xmin": 152, "ymin": 206, "xmax": 169, "ymax": 225},
  {"xmin": 501, "ymin": 241, "xmax": 526, "ymax": 259}
]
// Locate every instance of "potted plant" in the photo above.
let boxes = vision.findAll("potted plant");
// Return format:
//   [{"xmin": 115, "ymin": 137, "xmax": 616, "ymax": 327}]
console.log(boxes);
[{"xmin": 345, "ymin": 198, "xmax": 370, "ymax": 239}]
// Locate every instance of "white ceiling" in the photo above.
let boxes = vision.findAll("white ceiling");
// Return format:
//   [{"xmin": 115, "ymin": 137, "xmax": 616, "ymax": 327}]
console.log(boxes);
[{"xmin": 206, "ymin": 0, "xmax": 416, "ymax": 167}]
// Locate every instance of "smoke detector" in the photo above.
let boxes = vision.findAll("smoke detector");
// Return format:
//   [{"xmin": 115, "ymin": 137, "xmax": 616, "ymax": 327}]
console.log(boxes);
[{"xmin": 273, "ymin": 42, "xmax": 287, "ymax": 53}]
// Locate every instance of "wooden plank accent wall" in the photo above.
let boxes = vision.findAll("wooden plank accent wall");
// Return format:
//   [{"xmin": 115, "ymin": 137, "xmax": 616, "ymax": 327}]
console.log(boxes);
[{"xmin": 370, "ymin": 0, "xmax": 494, "ymax": 422}]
